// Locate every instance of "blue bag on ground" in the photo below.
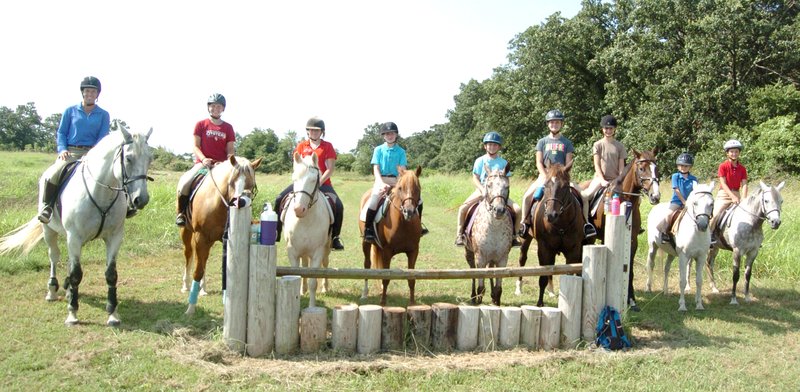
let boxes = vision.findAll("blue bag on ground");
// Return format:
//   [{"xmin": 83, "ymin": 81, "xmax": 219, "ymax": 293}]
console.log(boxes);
[{"xmin": 595, "ymin": 305, "xmax": 631, "ymax": 350}]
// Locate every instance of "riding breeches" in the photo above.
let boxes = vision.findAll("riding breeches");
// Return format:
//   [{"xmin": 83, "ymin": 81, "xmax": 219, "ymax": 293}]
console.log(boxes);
[{"xmin": 176, "ymin": 163, "xmax": 205, "ymax": 196}]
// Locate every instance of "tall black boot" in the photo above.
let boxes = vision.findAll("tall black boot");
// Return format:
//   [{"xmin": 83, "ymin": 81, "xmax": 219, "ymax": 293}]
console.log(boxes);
[
  {"xmin": 38, "ymin": 182, "xmax": 60, "ymax": 224},
  {"xmin": 418, "ymin": 202, "xmax": 429, "ymax": 235},
  {"xmin": 364, "ymin": 208, "xmax": 377, "ymax": 243},
  {"xmin": 175, "ymin": 195, "xmax": 189, "ymax": 226}
]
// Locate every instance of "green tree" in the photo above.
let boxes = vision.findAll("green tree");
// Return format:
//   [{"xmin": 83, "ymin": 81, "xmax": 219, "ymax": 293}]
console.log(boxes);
[{"xmin": 0, "ymin": 103, "xmax": 47, "ymax": 151}]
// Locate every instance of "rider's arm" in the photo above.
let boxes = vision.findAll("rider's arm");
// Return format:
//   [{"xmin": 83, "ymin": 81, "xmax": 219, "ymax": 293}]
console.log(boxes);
[
  {"xmin": 225, "ymin": 141, "xmax": 235, "ymax": 158},
  {"xmin": 564, "ymin": 152, "xmax": 574, "ymax": 172},
  {"xmin": 193, "ymin": 136, "xmax": 213, "ymax": 167},
  {"xmin": 535, "ymin": 151, "xmax": 546, "ymax": 175},
  {"xmin": 674, "ymin": 188, "xmax": 687, "ymax": 205},
  {"xmin": 320, "ymin": 158, "xmax": 335, "ymax": 185},
  {"xmin": 472, "ymin": 173, "xmax": 482, "ymax": 192},
  {"xmin": 740, "ymin": 180, "xmax": 748, "ymax": 198}
]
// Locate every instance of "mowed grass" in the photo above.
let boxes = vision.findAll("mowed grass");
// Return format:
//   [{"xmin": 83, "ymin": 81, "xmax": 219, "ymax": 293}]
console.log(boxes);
[{"xmin": 0, "ymin": 151, "xmax": 798, "ymax": 391}]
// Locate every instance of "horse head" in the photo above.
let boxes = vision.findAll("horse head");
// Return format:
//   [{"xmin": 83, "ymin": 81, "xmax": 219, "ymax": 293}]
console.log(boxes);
[
  {"xmin": 542, "ymin": 164, "xmax": 573, "ymax": 223},
  {"xmin": 628, "ymin": 148, "xmax": 661, "ymax": 205},
  {"xmin": 291, "ymin": 152, "xmax": 320, "ymax": 218},
  {"xmin": 222, "ymin": 155, "xmax": 262, "ymax": 206},
  {"xmin": 395, "ymin": 166, "xmax": 422, "ymax": 221},
  {"xmin": 686, "ymin": 181, "xmax": 715, "ymax": 231},
  {"xmin": 482, "ymin": 163, "xmax": 510, "ymax": 219},
  {"xmin": 116, "ymin": 127, "xmax": 155, "ymax": 211},
  {"xmin": 759, "ymin": 181, "xmax": 785, "ymax": 229}
]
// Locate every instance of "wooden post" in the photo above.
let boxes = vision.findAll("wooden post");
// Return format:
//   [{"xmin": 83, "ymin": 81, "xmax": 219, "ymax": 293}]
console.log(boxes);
[
  {"xmin": 520, "ymin": 305, "xmax": 542, "ymax": 350},
  {"xmin": 381, "ymin": 307, "xmax": 406, "ymax": 352},
  {"xmin": 357, "ymin": 305, "xmax": 383, "ymax": 355},
  {"xmin": 223, "ymin": 206, "xmax": 251, "ymax": 354},
  {"xmin": 559, "ymin": 275, "xmax": 583, "ymax": 349},
  {"xmin": 275, "ymin": 275, "xmax": 301, "ymax": 355},
  {"xmin": 406, "ymin": 305, "xmax": 432, "ymax": 352},
  {"xmin": 331, "ymin": 304, "xmax": 358, "ymax": 353},
  {"xmin": 300, "ymin": 306, "xmax": 327, "ymax": 353},
  {"xmin": 539, "ymin": 307, "xmax": 561, "ymax": 350},
  {"xmin": 246, "ymin": 244, "xmax": 277, "ymax": 357},
  {"xmin": 431, "ymin": 303, "xmax": 458, "ymax": 352},
  {"xmin": 498, "ymin": 306, "xmax": 521, "ymax": 349},
  {"xmin": 456, "ymin": 305, "xmax": 479, "ymax": 351},
  {"xmin": 478, "ymin": 305, "xmax": 500, "ymax": 351},
  {"xmin": 582, "ymin": 244, "xmax": 607, "ymax": 342},
  {"xmin": 604, "ymin": 214, "xmax": 627, "ymax": 311}
]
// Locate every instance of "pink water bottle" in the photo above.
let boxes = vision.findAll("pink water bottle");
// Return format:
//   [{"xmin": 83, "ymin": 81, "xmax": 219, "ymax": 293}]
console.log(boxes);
[
  {"xmin": 610, "ymin": 194, "xmax": 621, "ymax": 216},
  {"xmin": 260, "ymin": 203, "xmax": 278, "ymax": 245}
]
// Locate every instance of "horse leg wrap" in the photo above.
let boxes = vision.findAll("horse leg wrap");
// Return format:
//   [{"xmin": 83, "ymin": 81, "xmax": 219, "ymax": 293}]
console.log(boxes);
[
  {"xmin": 188, "ymin": 280, "xmax": 201, "ymax": 305},
  {"xmin": 106, "ymin": 287, "xmax": 118, "ymax": 314}
]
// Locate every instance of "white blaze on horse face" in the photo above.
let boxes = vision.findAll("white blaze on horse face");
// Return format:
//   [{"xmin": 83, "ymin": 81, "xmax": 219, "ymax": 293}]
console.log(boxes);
[{"xmin": 648, "ymin": 162, "xmax": 661, "ymax": 203}]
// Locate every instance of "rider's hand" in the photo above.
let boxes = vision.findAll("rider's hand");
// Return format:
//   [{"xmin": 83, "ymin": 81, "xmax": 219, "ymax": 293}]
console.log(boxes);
[
  {"xmin": 202, "ymin": 158, "xmax": 213, "ymax": 167},
  {"xmin": 58, "ymin": 151, "xmax": 71, "ymax": 161}
]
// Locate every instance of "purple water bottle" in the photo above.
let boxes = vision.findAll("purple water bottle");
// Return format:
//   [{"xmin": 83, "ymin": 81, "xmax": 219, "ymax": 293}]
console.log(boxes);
[{"xmin": 260, "ymin": 202, "xmax": 278, "ymax": 245}]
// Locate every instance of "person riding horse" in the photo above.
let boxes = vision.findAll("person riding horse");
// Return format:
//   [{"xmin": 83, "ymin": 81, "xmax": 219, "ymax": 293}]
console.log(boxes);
[
  {"xmin": 579, "ymin": 115, "xmax": 627, "ymax": 235},
  {"xmin": 655, "ymin": 153, "xmax": 698, "ymax": 245}
]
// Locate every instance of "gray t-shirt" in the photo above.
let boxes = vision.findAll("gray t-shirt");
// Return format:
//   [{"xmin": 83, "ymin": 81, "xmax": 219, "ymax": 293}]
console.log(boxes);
[{"xmin": 536, "ymin": 135, "xmax": 575, "ymax": 167}]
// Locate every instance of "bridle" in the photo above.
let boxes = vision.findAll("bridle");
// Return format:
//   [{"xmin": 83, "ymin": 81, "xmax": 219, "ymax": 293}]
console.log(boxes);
[
  {"xmin": 620, "ymin": 157, "xmax": 659, "ymax": 199},
  {"xmin": 684, "ymin": 191, "xmax": 713, "ymax": 225},
  {"xmin": 543, "ymin": 178, "xmax": 575, "ymax": 221},
  {"xmin": 736, "ymin": 190, "xmax": 781, "ymax": 221},
  {"xmin": 209, "ymin": 162, "xmax": 258, "ymax": 209},
  {"xmin": 482, "ymin": 173, "xmax": 509, "ymax": 212},
  {"xmin": 292, "ymin": 164, "xmax": 320, "ymax": 209}
]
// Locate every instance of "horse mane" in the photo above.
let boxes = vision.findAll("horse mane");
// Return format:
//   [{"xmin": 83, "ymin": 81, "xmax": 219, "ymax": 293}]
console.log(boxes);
[{"xmin": 545, "ymin": 164, "xmax": 569, "ymax": 183}]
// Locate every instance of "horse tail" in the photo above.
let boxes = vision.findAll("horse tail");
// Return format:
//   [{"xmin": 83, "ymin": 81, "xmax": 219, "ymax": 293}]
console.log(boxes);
[{"xmin": 0, "ymin": 218, "xmax": 44, "ymax": 256}]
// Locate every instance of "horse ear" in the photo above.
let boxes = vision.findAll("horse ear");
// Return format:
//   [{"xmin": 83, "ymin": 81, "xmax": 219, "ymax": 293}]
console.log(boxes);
[
  {"xmin": 228, "ymin": 155, "xmax": 238, "ymax": 166},
  {"xmin": 146, "ymin": 127, "xmax": 153, "ymax": 141},
  {"xmin": 760, "ymin": 181, "xmax": 768, "ymax": 191},
  {"xmin": 311, "ymin": 153, "xmax": 319, "ymax": 165},
  {"xmin": 397, "ymin": 166, "xmax": 405, "ymax": 176},
  {"xmin": 504, "ymin": 162, "xmax": 511, "ymax": 175},
  {"xmin": 652, "ymin": 146, "xmax": 659, "ymax": 156},
  {"xmin": 293, "ymin": 152, "xmax": 302, "ymax": 164},
  {"xmin": 415, "ymin": 165, "xmax": 422, "ymax": 177},
  {"xmin": 776, "ymin": 181, "xmax": 786, "ymax": 192},
  {"xmin": 250, "ymin": 157, "xmax": 263, "ymax": 170},
  {"xmin": 120, "ymin": 126, "xmax": 133, "ymax": 144},
  {"xmin": 632, "ymin": 148, "xmax": 640, "ymax": 157}
]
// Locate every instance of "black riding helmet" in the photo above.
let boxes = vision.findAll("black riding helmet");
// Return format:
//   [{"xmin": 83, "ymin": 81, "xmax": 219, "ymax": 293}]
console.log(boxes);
[
  {"xmin": 207, "ymin": 93, "xmax": 226, "ymax": 108},
  {"xmin": 601, "ymin": 115, "xmax": 617, "ymax": 127},
  {"xmin": 380, "ymin": 122, "xmax": 399, "ymax": 134},
  {"xmin": 545, "ymin": 110, "xmax": 565, "ymax": 122},
  {"xmin": 80, "ymin": 76, "xmax": 101, "ymax": 93},
  {"xmin": 676, "ymin": 153, "xmax": 694, "ymax": 166}
]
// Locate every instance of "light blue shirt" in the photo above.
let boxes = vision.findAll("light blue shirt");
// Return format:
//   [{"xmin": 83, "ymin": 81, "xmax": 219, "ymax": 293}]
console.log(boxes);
[
  {"xmin": 56, "ymin": 103, "xmax": 111, "ymax": 153},
  {"xmin": 670, "ymin": 172, "xmax": 697, "ymax": 207},
  {"xmin": 473, "ymin": 155, "xmax": 511, "ymax": 184},
  {"xmin": 371, "ymin": 143, "xmax": 408, "ymax": 176}
]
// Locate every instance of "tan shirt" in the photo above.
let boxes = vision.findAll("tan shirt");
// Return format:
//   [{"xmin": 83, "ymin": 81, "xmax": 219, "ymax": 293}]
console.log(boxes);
[{"xmin": 592, "ymin": 138, "xmax": 627, "ymax": 181}]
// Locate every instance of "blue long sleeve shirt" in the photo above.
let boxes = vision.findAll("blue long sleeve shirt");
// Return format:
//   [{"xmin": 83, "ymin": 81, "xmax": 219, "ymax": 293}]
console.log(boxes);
[{"xmin": 56, "ymin": 103, "xmax": 111, "ymax": 153}]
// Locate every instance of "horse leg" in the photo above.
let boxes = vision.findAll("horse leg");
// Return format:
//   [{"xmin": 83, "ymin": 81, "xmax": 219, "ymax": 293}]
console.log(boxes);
[
  {"xmin": 492, "ymin": 256, "xmax": 509, "ymax": 306},
  {"xmin": 181, "ymin": 228, "xmax": 193, "ymax": 293},
  {"xmin": 515, "ymin": 235, "xmax": 532, "ymax": 296},
  {"xmin": 360, "ymin": 242, "xmax": 374, "ymax": 301},
  {"xmin": 63, "ymin": 236, "xmax": 84, "ymax": 325},
  {"xmin": 536, "ymin": 249, "xmax": 553, "ymax": 307},
  {"xmin": 677, "ymin": 253, "xmax": 688, "ymax": 311},
  {"xmin": 706, "ymin": 247, "xmax": 721, "ymax": 293},
  {"xmin": 380, "ymin": 252, "xmax": 393, "ymax": 306},
  {"xmin": 466, "ymin": 249, "xmax": 478, "ymax": 304},
  {"xmin": 43, "ymin": 227, "xmax": 60, "ymax": 301},
  {"xmin": 730, "ymin": 249, "xmax": 742, "ymax": 305},
  {"xmin": 743, "ymin": 250, "xmax": 758, "ymax": 303},
  {"xmin": 645, "ymin": 241, "xmax": 657, "ymax": 292},
  {"xmin": 104, "ymin": 233, "xmax": 124, "ymax": 326},
  {"xmin": 300, "ymin": 256, "xmax": 309, "ymax": 295},
  {"xmin": 627, "ymin": 244, "xmax": 637, "ymax": 307},
  {"xmin": 307, "ymin": 250, "xmax": 326, "ymax": 308},
  {"xmin": 663, "ymin": 254, "xmax": 675, "ymax": 295},
  {"xmin": 186, "ymin": 235, "xmax": 210, "ymax": 315},
  {"xmin": 407, "ymin": 249, "xmax": 418, "ymax": 306},
  {"xmin": 694, "ymin": 255, "xmax": 705, "ymax": 310}
]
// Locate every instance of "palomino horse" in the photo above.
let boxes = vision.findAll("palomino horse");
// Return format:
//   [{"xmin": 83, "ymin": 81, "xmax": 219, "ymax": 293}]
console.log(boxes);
[
  {"xmin": 0, "ymin": 128, "xmax": 154, "ymax": 326},
  {"xmin": 583, "ymin": 148, "xmax": 661, "ymax": 310},
  {"xmin": 707, "ymin": 181, "xmax": 784, "ymax": 305},
  {"xmin": 283, "ymin": 152, "xmax": 331, "ymax": 308},
  {"xmin": 359, "ymin": 166, "xmax": 423, "ymax": 306},
  {"xmin": 519, "ymin": 164, "xmax": 585, "ymax": 307},
  {"xmin": 645, "ymin": 182, "xmax": 715, "ymax": 311},
  {"xmin": 181, "ymin": 155, "xmax": 262, "ymax": 315},
  {"xmin": 464, "ymin": 164, "xmax": 513, "ymax": 305}
]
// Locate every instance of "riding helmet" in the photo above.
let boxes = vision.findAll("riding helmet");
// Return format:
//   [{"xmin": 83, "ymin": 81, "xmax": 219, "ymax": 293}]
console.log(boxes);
[
  {"xmin": 306, "ymin": 116, "xmax": 325, "ymax": 131},
  {"xmin": 207, "ymin": 93, "xmax": 226, "ymax": 108},
  {"xmin": 545, "ymin": 109, "xmax": 565, "ymax": 122},
  {"xmin": 723, "ymin": 139, "xmax": 743, "ymax": 152},
  {"xmin": 380, "ymin": 122, "xmax": 399, "ymax": 134},
  {"xmin": 482, "ymin": 131, "xmax": 503, "ymax": 145},
  {"xmin": 601, "ymin": 115, "xmax": 617, "ymax": 127},
  {"xmin": 80, "ymin": 76, "xmax": 101, "ymax": 92},
  {"xmin": 676, "ymin": 153, "xmax": 694, "ymax": 166}
]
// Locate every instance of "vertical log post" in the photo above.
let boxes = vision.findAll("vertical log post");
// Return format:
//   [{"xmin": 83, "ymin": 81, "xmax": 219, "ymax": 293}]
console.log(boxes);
[
  {"xmin": 539, "ymin": 307, "xmax": 561, "ymax": 350},
  {"xmin": 331, "ymin": 304, "xmax": 358, "ymax": 353},
  {"xmin": 223, "ymin": 206, "xmax": 251, "ymax": 354},
  {"xmin": 357, "ymin": 305, "xmax": 383, "ymax": 354},
  {"xmin": 456, "ymin": 305, "xmax": 479, "ymax": 351},
  {"xmin": 406, "ymin": 305, "xmax": 432, "ymax": 353},
  {"xmin": 275, "ymin": 275, "xmax": 301, "ymax": 355},
  {"xmin": 582, "ymin": 244, "xmax": 607, "ymax": 342},
  {"xmin": 520, "ymin": 305, "xmax": 542, "ymax": 350},
  {"xmin": 605, "ymin": 213, "xmax": 628, "ymax": 312},
  {"xmin": 381, "ymin": 307, "xmax": 406, "ymax": 352},
  {"xmin": 300, "ymin": 306, "xmax": 327, "ymax": 353},
  {"xmin": 431, "ymin": 303, "xmax": 459, "ymax": 352},
  {"xmin": 478, "ymin": 305, "xmax": 500, "ymax": 351},
  {"xmin": 498, "ymin": 306, "xmax": 521, "ymax": 349},
  {"xmin": 558, "ymin": 275, "xmax": 583, "ymax": 348},
  {"xmin": 246, "ymin": 244, "xmax": 276, "ymax": 357}
]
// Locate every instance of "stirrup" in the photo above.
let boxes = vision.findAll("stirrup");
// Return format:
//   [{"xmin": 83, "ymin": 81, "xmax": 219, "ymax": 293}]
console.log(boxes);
[
  {"xmin": 38, "ymin": 206, "xmax": 53, "ymax": 224},
  {"xmin": 518, "ymin": 222, "xmax": 529, "ymax": 237},
  {"xmin": 583, "ymin": 223, "xmax": 597, "ymax": 239},
  {"xmin": 175, "ymin": 213, "xmax": 186, "ymax": 226},
  {"xmin": 364, "ymin": 227, "xmax": 377, "ymax": 243},
  {"xmin": 511, "ymin": 237, "xmax": 522, "ymax": 248},
  {"xmin": 454, "ymin": 234, "xmax": 465, "ymax": 247}
]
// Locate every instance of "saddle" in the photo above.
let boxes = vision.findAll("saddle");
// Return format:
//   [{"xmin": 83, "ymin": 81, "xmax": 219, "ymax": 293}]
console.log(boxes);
[
  {"xmin": 53, "ymin": 161, "xmax": 82, "ymax": 216},
  {"xmin": 462, "ymin": 202, "xmax": 515, "ymax": 238},
  {"xmin": 589, "ymin": 189, "xmax": 607, "ymax": 218},
  {"xmin": 666, "ymin": 207, "xmax": 687, "ymax": 235}
]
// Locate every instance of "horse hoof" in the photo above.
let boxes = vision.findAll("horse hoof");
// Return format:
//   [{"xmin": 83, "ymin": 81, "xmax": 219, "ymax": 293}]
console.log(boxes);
[
  {"xmin": 745, "ymin": 295, "xmax": 753, "ymax": 303},
  {"xmin": 696, "ymin": 304, "xmax": 704, "ymax": 311},
  {"xmin": 45, "ymin": 292, "xmax": 59, "ymax": 302},
  {"xmin": 185, "ymin": 305, "xmax": 196, "ymax": 316},
  {"xmin": 629, "ymin": 304, "xmax": 641, "ymax": 312},
  {"xmin": 65, "ymin": 315, "xmax": 79, "ymax": 326},
  {"xmin": 730, "ymin": 298, "xmax": 739, "ymax": 305},
  {"xmin": 180, "ymin": 287, "xmax": 188, "ymax": 293},
  {"xmin": 199, "ymin": 290, "xmax": 208, "ymax": 297},
  {"xmin": 711, "ymin": 287, "xmax": 720, "ymax": 294},
  {"xmin": 678, "ymin": 306, "xmax": 687, "ymax": 312}
]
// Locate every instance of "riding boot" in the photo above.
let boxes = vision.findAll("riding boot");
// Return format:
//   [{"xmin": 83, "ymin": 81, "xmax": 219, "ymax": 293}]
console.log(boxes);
[
  {"xmin": 418, "ymin": 202, "xmax": 429, "ymax": 236},
  {"xmin": 364, "ymin": 208, "xmax": 378, "ymax": 243},
  {"xmin": 37, "ymin": 182, "xmax": 60, "ymax": 224},
  {"xmin": 331, "ymin": 236, "xmax": 344, "ymax": 250},
  {"xmin": 175, "ymin": 194, "xmax": 189, "ymax": 226}
]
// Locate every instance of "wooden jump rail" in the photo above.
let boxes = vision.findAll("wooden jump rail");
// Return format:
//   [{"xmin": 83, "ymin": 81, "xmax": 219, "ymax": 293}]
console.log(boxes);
[{"xmin": 275, "ymin": 264, "xmax": 583, "ymax": 280}]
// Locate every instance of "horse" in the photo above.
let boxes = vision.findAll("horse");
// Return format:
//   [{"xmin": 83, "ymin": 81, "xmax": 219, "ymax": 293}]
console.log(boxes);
[
  {"xmin": 518, "ymin": 164, "xmax": 585, "ymax": 307},
  {"xmin": 706, "ymin": 181, "xmax": 784, "ymax": 305},
  {"xmin": 359, "ymin": 166, "xmax": 423, "ymax": 306},
  {"xmin": 181, "ymin": 155, "xmax": 262, "ymax": 316},
  {"xmin": 582, "ymin": 148, "xmax": 661, "ymax": 310},
  {"xmin": 464, "ymin": 164, "xmax": 513, "ymax": 305},
  {"xmin": 0, "ymin": 128, "xmax": 154, "ymax": 326},
  {"xmin": 283, "ymin": 152, "xmax": 332, "ymax": 308},
  {"xmin": 645, "ymin": 182, "xmax": 715, "ymax": 311}
]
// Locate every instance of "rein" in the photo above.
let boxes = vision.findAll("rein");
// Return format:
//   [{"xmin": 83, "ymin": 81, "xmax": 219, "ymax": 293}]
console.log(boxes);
[
  {"xmin": 292, "ymin": 164, "xmax": 321, "ymax": 209},
  {"xmin": 619, "ymin": 158, "xmax": 659, "ymax": 198},
  {"xmin": 735, "ymin": 191, "xmax": 779, "ymax": 221},
  {"xmin": 207, "ymin": 163, "xmax": 259, "ymax": 210},
  {"xmin": 684, "ymin": 191, "xmax": 713, "ymax": 225}
]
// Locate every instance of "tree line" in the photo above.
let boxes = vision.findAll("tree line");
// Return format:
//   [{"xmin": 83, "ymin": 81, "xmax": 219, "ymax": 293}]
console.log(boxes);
[{"xmin": 2, "ymin": 1, "xmax": 799, "ymax": 180}]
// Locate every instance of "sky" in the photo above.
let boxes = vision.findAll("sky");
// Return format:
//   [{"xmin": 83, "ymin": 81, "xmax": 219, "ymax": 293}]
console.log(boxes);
[{"xmin": 1, "ymin": 1, "xmax": 581, "ymax": 154}]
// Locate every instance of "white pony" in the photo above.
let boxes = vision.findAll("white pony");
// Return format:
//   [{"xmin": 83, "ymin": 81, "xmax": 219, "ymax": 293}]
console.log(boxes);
[
  {"xmin": 645, "ymin": 181, "xmax": 715, "ymax": 311},
  {"xmin": 283, "ymin": 152, "xmax": 331, "ymax": 307},
  {"xmin": 0, "ymin": 128, "xmax": 153, "ymax": 325},
  {"xmin": 706, "ymin": 181, "xmax": 784, "ymax": 305}
]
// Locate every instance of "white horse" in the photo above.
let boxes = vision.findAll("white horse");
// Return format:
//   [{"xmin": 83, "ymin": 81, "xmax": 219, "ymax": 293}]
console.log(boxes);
[
  {"xmin": 464, "ymin": 164, "xmax": 514, "ymax": 305},
  {"xmin": 707, "ymin": 181, "xmax": 784, "ymax": 305},
  {"xmin": 645, "ymin": 181, "xmax": 715, "ymax": 311},
  {"xmin": 0, "ymin": 128, "xmax": 153, "ymax": 325},
  {"xmin": 283, "ymin": 152, "xmax": 331, "ymax": 308}
]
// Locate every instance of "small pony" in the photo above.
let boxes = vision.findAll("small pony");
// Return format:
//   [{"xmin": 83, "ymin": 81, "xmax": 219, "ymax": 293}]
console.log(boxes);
[
  {"xmin": 359, "ymin": 166, "xmax": 423, "ymax": 306},
  {"xmin": 0, "ymin": 127, "xmax": 154, "ymax": 326},
  {"xmin": 519, "ymin": 164, "xmax": 585, "ymax": 307},
  {"xmin": 707, "ymin": 181, "xmax": 784, "ymax": 305},
  {"xmin": 463, "ymin": 164, "xmax": 514, "ymax": 305},
  {"xmin": 181, "ymin": 155, "xmax": 262, "ymax": 315},
  {"xmin": 283, "ymin": 152, "xmax": 332, "ymax": 308},
  {"xmin": 646, "ymin": 182, "xmax": 715, "ymax": 311}
]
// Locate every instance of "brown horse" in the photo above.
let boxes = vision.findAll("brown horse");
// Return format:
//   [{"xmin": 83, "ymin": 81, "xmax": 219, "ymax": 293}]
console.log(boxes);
[
  {"xmin": 181, "ymin": 155, "xmax": 262, "ymax": 315},
  {"xmin": 582, "ymin": 148, "xmax": 660, "ymax": 310},
  {"xmin": 518, "ymin": 164, "xmax": 585, "ymax": 307},
  {"xmin": 358, "ymin": 166, "xmax": 423, "ymax": 306}
]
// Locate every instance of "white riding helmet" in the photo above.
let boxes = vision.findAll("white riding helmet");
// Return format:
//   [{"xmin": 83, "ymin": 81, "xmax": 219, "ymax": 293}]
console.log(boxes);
[{"xmin": 723, "ymin": 139, "xmax": 743, "ymax": 152}]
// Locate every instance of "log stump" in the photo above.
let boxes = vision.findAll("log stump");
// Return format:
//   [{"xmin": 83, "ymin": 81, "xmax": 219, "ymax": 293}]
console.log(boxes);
[
  {"xmin": 478, "ymin": 305, "xmax": 500, "ymax": 351},
  {"xmin": 406, "ymin": 305, "xmax": 432, "ymax": 352},
  {"xmin": 381, "ymin": 306, "xmax": 406, "ymax": 352},
  {"xmin": 520, "ymin": 305, "xmax": 542, "ymax": 350},
  {"xmin": 431, "ymin": 303, "xmax": 458, "ymax": 352},
  {"xmin": 300, "ymin": 306, "xmax": 327, "ymax": 353},
  {"xmin": 539, "ymin": 306, "xmax": 561, "ymax": 350},
  {"xmin": 498, "ymin": 306, "xmax": 521, "ymax": 349},
  {"xmin": 332, "ymin": 304, "xmax": 358, "ymax": 353},
  {"xmin": 456, "ymin": 305, "xmax": 479, "ymax": 351},
  {"xmin": 357, "ymin": 305, "xmax": 383, "ymax": 354}
]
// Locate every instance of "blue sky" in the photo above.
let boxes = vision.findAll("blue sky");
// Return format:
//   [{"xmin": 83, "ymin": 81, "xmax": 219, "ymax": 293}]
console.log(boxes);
[{"xmin": 1, "ymin": 1, "xmax": 581, "ymax": 153}]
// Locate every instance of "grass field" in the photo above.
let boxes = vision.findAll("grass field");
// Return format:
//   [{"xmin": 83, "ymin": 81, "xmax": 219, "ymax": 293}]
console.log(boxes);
[{"xmin": 0, "ymin": 151, "xmax": 798, "ymax": 391}]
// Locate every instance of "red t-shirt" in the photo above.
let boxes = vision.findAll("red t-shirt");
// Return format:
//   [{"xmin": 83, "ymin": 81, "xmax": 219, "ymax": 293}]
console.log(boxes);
[
  {"xmin": 717, "ymin": 160, "xmax": 747, "ymax": 191},
  {"xmin": 295, "ymin": 139, "xmax": 337, "ymax": 186},
  {"xmin": 193, "ymin": 119, "xmax": 235, "ymax": 162}
]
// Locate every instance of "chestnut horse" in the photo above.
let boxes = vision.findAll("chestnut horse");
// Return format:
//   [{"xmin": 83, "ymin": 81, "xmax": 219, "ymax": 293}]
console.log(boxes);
[
  {"xmin": 518, "ymin": 164, "xmax": 585, "ymax": 307},
  {"xmin": 582, "ymin": 148, "xmax": 661, "ymax": 310},
  {"xmin": 359, "ymin": 166, "xmax": 423, "ymax": 306},
  {"xmin": 181, "ymin": 155, "xmax": 262, "ymax": 315}
]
